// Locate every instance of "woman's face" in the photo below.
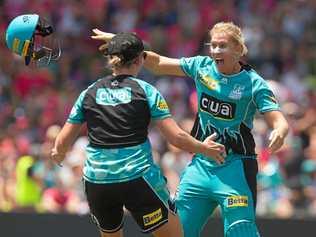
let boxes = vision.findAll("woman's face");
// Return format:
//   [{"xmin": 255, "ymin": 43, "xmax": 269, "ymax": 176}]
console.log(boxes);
[{"xmin": 208, "ymin": 32, "xmax": 241, "ymax": 74}]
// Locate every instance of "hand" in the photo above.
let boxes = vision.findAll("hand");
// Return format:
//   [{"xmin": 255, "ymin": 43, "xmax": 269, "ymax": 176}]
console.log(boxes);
[
  {"xmin": 51, "ymin": 148, "xmax": 65, "ymax": 167},
  {"xmin": 202, "ymin": 133, "xmax": 226, "ymax": 164},
  {"xmin": 268, "ymin": 129, "xmax": 286, "ymax": 154},
  {"xmin": 91, "ymin": 28, "xmax": 114, "ymax": 42}
]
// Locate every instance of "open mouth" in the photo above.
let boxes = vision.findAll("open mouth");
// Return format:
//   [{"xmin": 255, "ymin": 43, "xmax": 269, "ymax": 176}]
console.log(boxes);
[{"xmin": 215, "ymin": 58, "xmax": 224, "ymax": 65}]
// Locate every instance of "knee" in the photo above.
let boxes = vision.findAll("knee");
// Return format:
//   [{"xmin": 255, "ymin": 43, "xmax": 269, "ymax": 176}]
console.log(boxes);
[
  {"xmin": 226, "ymin": 220, "xmax": 260, "ymax": 237},
  {"xmin": 182, "ymin": 226, "xmax": 200, "ymax": 237}
]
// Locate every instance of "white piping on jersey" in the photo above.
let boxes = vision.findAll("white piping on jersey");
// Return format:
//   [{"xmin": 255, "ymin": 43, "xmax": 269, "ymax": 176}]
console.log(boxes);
[
  {"xmin": 242, "ymin": 90, "xmax": 253, "ymax": 126},
  {"xmin": 249, "ymin": 73, "xmax": 259, "ymax": 110},
  {"xmin": 239, "ymin": 123, "xmax": 247, "ymax": 155},
  {"xmin": 194, "ymin": 118, "xmax": 201, "ymax": 138},
  {"xmin": 240, "ymin": 74, "xmax": 254, "ymax": 155}
]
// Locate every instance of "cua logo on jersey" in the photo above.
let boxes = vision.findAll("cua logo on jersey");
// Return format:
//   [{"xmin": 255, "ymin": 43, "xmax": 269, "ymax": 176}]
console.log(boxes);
[
  {"xmin": 227, "ymin": 196, "xmax": 248, "ymax": 207},
  {"xmin": 200, "ymin": 93, "xmax": 236, "ymax": 120},
  {"xmin": 96, "ymin": 88, "xmax": 131, "ymax": 106},
  {"xmin": 143, "ymin": 208, "xmax": 162, "ymax": 226}
]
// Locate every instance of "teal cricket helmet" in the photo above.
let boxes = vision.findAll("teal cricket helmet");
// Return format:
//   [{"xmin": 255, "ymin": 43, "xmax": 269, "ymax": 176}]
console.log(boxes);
[
  {"xmin": 5, "ymin": 14, "xmax": 60, "ymax": 66},
  {"xmin": 5, "ymin": 14, "xmax": 39, "ymax": 56}
]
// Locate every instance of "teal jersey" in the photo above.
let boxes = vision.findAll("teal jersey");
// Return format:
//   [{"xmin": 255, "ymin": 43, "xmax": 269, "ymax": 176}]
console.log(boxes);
[
  {"xmin": 180, "ymin": 56, "xmax": 280, "ymax": 165},
  {"xmin": 67, "ymin": 76, "xmax": 171, "ymax": 183}
]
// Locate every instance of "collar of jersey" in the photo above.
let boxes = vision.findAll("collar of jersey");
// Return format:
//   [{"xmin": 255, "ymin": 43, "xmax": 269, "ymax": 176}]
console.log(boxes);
[
  {"xmin": 211, "ymin": 60, "xmax": 247, "ymax": 78},
  {"xmin": 111, "ymin": 74, "xmax": 134, "ymax": 81}
]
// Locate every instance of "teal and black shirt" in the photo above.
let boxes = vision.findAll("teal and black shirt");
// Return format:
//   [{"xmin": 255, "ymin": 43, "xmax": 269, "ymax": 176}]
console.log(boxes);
[
  {"xmin": 68, "ymin": 75, "xmax": 171, "ymax": 183},
  {"xmin": 180, "ymin": 56, "xmax": 280, "ymax": 164}
]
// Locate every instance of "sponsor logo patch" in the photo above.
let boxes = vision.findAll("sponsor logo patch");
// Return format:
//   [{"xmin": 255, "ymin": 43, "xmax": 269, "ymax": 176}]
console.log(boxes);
[
  {"xmin": 22, "ymin": 15, "xmax": 30, "ymax": 23},
  {"xmin": 200, "ymin": 93, "xmax": 236, "ymax": 120},
  {"xmin": 12, "ymin": 38, "xmax": 20, "ymax": 53},
  {"xmin": 199, "ymin": 72, "xmax": 218, "ymax": 90},
  {"xmin": 22, "ymin": 40, "xmax": 31, "ymax": 56},
  {"xmin": 229, "ymin": 84, "xmax": 245, "ymax": 100},
  {"xmin": 157, "ymin": 99, "xmax": 168, "ymax": 110},
  {"xmin": 143, "ymin": 208, "xmax": 162, "ymax": 226},
  {"xmin": 227, "ymin": 196, "xmax": 248, "ymax": 207},
  {"xmin": 96, "ymin": 87, "xmax": 131, "ymax": 106},
  {"xmin": 111, "ymin": 80, "xmax": 119, "ymax": 87},
  {"xmin": 221, "ymin": 77, "xmax": 228, "ymax": 84}
]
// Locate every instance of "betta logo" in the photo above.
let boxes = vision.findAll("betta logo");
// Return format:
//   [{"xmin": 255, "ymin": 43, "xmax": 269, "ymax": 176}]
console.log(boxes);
[
  {"xmin": 143, "ymin": 208, "xmax": 162, "ymax": 226},
  {"xmin": 227, "ymin": 196, "xmax": 248, "ymax": 207},
  {"xmin": 200, "ymin": 93, "xmax": 236, "ymax": 120}
]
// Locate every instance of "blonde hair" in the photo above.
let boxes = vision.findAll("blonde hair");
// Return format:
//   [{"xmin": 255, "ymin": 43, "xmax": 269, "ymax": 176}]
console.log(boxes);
[
  {"xmin": 210, "ymin": 22, "xmax": 248, "ymax": 56},
  {"xmin": 108, "ymin": 55, "xmax": 122, "ymax": 68},
  {"xmin": 107, "ymin": 55, "xmax": 137, "ymax": 69}
]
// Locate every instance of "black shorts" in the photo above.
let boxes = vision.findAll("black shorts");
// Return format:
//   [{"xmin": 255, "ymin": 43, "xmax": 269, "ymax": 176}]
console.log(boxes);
[{"xmin": 84, "ymin": 177, "xmax": 170, "ymax": 233}]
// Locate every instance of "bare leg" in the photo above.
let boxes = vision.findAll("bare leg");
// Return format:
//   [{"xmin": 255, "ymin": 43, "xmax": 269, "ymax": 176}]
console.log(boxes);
[
  {"xmin": 100, "ymin": 229, "xmax": 123, "ymax": 237},
  {"xmin": 152, "ymin": 212, "xmax": 183, "ymax": 237}
]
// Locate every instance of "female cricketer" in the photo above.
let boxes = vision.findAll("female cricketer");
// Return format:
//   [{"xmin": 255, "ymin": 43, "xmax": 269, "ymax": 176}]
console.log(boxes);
[
  {"xmin": 92, "ymin": 21, "xmax": 289, "ymax": 237},
  {"xmin": 51, "ymin": 32, "xmax": 225, "ymax": 237}
]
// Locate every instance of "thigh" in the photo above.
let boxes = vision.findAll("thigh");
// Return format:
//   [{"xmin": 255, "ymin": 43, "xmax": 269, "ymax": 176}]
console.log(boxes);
[
  {"xmin": 175, "ymin": 162, "xmax": 218, "ymax": 237},
  {"xmin": 152, "ymin": 211, "xmax": 183, "ymax": 237},
  {"xmin": 100, "ymin": 230, "xmax": 123, "ymax": 237},
  {"xmin": 84, "ymin": 180, "xmax": 124, "ymax": 233},
  {"xmin": 124, "ymin": 166, "xmax": 170, "ymax": 234},
  {"xmin": 212, "ymin": 159, "xmax": 258, "ymax": 232}
]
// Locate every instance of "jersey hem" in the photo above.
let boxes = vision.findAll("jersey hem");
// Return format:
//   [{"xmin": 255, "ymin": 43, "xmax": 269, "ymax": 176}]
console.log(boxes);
[{"xmin": 82, "ymin": 169, "xmax": 149, "ymax": 184}]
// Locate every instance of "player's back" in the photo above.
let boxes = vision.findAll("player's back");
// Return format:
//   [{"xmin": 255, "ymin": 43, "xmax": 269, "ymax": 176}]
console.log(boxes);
[
  {"xmin": 81, "ymin": 75, "xmax": 151, "ymax": 148},
  {"xmin": 68, "ymin": 74, "xmax": 170, "ymax": 183}
]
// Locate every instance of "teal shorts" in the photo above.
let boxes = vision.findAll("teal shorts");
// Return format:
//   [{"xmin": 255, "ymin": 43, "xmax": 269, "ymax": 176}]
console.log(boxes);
[{"xmin": 175, "ymin": 156, "xmax": 258, "ymax": 237}]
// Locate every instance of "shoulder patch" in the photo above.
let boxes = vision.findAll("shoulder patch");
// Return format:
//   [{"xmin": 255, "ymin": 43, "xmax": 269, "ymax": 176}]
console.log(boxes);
[{"xmin": 157, "ymin": 99, "xmax": 169, "ymax": 110}]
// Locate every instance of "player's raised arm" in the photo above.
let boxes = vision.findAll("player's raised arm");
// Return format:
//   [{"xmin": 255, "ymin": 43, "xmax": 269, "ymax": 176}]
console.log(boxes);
[
  {"xmin": 91, "ymin": 28, "xmax": 185, "ymax": 76},
  {"xmin": 143, "ymin": 51, "xmax": 185, "ymax": 76}
]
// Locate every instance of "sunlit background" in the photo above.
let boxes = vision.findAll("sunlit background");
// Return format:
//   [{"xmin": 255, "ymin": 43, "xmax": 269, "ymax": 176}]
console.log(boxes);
[{"xmin": 0, "ymin": 0, "xmax": 316, "ymax": 228}]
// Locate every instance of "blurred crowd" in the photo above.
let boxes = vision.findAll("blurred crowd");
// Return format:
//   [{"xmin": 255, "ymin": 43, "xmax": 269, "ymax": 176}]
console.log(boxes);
[{"xmin": 0, "ymin": 0, "xmax": 316, "ymax": 219}]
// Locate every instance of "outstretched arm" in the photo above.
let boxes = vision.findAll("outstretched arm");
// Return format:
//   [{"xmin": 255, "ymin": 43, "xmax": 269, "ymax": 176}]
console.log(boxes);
[
  {"xmin": 156, "ymin": 117, "xmax": 225, "ymax": 164},
  {"xmin": 91, "ymin": 29, "xmax": 185, "ymax": 76},
  {"xmin": 143, "ymin": 51, "xmax": 185, "ymax": 76},
  {"xmin": 264, "ymin": 110, "xmax": 289, "ymax": 154}
]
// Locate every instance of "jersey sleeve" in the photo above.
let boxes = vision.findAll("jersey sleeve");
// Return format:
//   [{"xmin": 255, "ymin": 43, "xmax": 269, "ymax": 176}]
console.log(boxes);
[
  {"xmin": 67, "ymin": 89, "xmax": 87, "ymax": 124},
  {"xmin": 179, "ymin": 56, "xmax": 209, "ymax": 81},
  {"xmin": 144, "ymin": 83, "xmax": 171, "ymax": 120},
  {"xmin": 253, "ymin": 78, "xmax": 280, "ymax": 113}
]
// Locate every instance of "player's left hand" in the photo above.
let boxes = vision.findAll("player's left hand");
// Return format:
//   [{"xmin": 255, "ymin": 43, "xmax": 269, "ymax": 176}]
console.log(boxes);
[
  {"xmin": 50, "ymin": 148, "xmax": 65, "ymax": 167},
  {"xmin": 268, "ymin": 129, "xmax": 286, "ymax": 154},
  {"xmin": 91, "ymin": 28, "xmax": 114, "ymax": 42}
]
